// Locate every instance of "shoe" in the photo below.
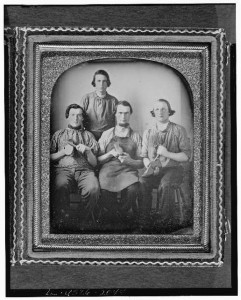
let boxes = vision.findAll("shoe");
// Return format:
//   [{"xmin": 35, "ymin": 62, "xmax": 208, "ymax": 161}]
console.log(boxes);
[
  {"xmin": 142, "ymin": 165, "xmax": 154, "ymax": 177},
  {"xmin": 114, "ymin": 142, "xmax": 124, "ymax": 155}
]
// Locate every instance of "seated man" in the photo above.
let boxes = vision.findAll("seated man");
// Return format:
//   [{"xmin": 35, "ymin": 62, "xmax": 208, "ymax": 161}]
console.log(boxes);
[
  {"xmin": 140, "ymin": 99, "xmax": 192, "ymax": 232},
  {"xmin": 50, "ymin": 104, "xmax": 100, "ymax": 232},
  {"xmin": 98, "ymin": 101, "xmax": 143, "ymax": 228}
]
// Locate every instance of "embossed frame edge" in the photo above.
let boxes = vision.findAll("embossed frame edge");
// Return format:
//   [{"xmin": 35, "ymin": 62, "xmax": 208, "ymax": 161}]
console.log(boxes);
[{"xmin": 6, "ymin": 27, "xmax": 227, "ymax": 266}]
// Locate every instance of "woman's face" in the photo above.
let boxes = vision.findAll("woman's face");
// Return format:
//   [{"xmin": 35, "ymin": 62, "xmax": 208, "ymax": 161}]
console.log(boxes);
[
  {"xmin": 94, "ymin": 74, "xmax": 108, "ymax": 93},
  {"xmin": 153, "ymin": 101, "xmax": 170, "ymax": 123}
]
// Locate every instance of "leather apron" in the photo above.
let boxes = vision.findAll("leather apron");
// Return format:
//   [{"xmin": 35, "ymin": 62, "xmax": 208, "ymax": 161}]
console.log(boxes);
[{"xmin": 99, "ymin": 129, "xmax": 139, "ymax": 192}]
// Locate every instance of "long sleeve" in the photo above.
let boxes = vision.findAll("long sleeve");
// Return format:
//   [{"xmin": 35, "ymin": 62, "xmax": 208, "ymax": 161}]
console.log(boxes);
[
  {"xmin": 98, "ymin": 128, "xmax": 115, "ymax": 156},
  {"xmin": 84, "ymin": 131, "xmax": 99, "ymax": 156},
  {"xmin": 50, "ymin": 130, "xmax": 61, "ymax": 154},
  {"xmin": 177, "ymin": 126, "xmax": 191, "ymax": 160},
  {"xmin": 140, "ymin": 129, "xmax": 150, "ymax": 158},
  {"xmin": 80, "ymin": 94, "xmax": 89, "ymax": 111}
]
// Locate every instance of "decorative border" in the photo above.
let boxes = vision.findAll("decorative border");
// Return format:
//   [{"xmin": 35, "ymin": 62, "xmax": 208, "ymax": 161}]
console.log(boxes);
[
  {"xmin": 217, "ymin": 30, "xmax": 225, "ymax": 264},
  {"xmin": 33, "ymin": 44, "xmax": 41, "ymax": 248},
  {"xmin": 9, "ymin": 27, "xmax": 226, "ymax": 266},
  {"xmin": 35, "ymin": 43, "xmax": 206, "ymax": 252},
  {"xmin": 11, "ymin": 27, "xmax": 19, "ymax": 266},
  {"xmin": 19, "ymin": 29, "xmax": 27, "ymax": 263},
  {"xmin": 6, "ymin": 26, "xmax": 222, "ymax": 35},
  {"xmin": 19, "ymin": 259, "xmax": 221, "ymax": 267}
]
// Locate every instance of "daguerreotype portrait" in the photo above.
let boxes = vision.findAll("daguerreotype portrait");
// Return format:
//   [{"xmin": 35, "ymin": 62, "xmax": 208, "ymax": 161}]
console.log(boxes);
[
  {"xmin": 6, "ymin": 26, "xmax": 228, "ymax": 267},
  {"xmin": 50, "ymin": 61, "xmax": 193, "ymax": 235}
]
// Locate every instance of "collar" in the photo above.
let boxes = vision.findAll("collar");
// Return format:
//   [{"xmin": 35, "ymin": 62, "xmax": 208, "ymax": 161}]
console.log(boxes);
[
  {"xmin": 155, "ymin": 121, "xmax": 170, "ymax": 132},
  {"xmin": 95, "ymin": 91, "xmax": 108, "ymax": 99},
  {"xmin": 67, "ymin": 124, "xmax": 84, "ymax": 131},
  {"xmin": 114, "ymin": 125, "xmax": 131, "ymax": 137}
]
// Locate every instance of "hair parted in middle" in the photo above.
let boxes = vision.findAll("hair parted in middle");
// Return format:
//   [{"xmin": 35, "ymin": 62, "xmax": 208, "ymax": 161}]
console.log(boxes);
[
  {"xmin": 115, "ymin": 100, "xmax": 133, "ymax": 114},
  {"xmin": 150, "ymin": 99, "xmax": 175, "ymax": 117},
  {"xmin": 65, "ymin": 103, "xmax": 89, "ymax": 129},
  {"xmin": 91, "ymin": 69, "xmax": 111, "ymax": 87}
]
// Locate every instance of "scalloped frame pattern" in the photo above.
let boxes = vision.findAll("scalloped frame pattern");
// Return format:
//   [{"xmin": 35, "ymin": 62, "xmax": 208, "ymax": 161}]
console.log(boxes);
[{"xmin": 6, "ymin": 27, "xmax": 226, "ymax": 266}]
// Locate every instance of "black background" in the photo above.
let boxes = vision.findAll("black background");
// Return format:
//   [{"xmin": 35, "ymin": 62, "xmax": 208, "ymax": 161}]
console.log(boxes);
[{"xmin": 5, "ymin": 4, "xmax": 237, "ymax": 296}]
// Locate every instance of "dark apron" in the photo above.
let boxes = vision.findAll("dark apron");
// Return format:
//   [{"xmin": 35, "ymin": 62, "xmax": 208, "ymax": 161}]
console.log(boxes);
[{"xmin": 99, "ymin": 131, "xmax": 139, "ymax": 192}]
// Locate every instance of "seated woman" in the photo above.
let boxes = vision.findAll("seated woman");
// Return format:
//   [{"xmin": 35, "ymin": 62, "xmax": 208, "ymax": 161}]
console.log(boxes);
[{"xmin": 139, "ymin": 99, "xmax": 192, "ymax": 233}]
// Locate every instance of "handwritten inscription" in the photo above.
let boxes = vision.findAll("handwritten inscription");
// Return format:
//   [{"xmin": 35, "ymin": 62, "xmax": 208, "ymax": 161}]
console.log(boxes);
[{"xmin": 46, "ymin": 289, "xmax": 126, "ymax": 296}]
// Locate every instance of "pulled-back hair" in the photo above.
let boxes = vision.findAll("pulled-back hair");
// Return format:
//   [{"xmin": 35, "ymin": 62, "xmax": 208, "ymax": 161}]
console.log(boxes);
[
  {"xmin": 91, "ymin": 69, "xmax": 111, "ymax": 87},
  {"xmin": 150, "ymin": 99, "xmax": 175, "ymax": 117}
]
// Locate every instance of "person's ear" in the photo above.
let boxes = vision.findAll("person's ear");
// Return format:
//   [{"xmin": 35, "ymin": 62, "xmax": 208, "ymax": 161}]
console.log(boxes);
[{"xmin": 150, "ymin": 110, "xmax": 155, "ymax": 117}]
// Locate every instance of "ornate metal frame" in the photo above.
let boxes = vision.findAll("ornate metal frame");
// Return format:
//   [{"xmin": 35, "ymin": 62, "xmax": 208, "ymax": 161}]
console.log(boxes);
[{"xmin": 6, "ymin": 27, "xmax": 228, "ymax": 266}]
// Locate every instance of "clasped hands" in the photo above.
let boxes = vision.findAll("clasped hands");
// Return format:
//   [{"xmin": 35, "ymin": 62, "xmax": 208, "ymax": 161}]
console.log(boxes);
[
  {"xmin": 109, "ymin": 149, "xmax": 132, "ymax": 164},
  {"xmin": 63, "ymin": 143, "xmax": 91, "ymax": 156}
]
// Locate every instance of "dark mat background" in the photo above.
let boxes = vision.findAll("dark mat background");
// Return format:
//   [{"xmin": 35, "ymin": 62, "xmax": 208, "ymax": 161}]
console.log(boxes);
[{"xmin": 5, "ymin": 4, "xmax": 236, "ymax": 295}]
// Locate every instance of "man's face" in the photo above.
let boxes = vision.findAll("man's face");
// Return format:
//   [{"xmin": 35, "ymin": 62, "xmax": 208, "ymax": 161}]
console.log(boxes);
[
  {"xmin": 67, "ymin": 108, "xmax": 84, "ymax": 128},
  {"xmin": 153, "ymin": 101, "xmax": 170, "ymax": 123},
  {"xmin": 94, "ymin": 74, "xmax": 108, "ymax": 93},
  {"xmin": 115, "ymin": 105, "xmax": 131, "ymax": 127}
]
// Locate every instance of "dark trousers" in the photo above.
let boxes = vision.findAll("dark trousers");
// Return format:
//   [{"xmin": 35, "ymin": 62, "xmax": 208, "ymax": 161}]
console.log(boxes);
[
  {"xmin": 51, "ymin": 167, "xmax": 100, "ymax": 223},
  {"xmin": 101, "ymin": 182, "xmax": 140, "ymax": 217},
  {"xmin": 139, "ymin": 166, "xmax": 185, "ymax": 228}
]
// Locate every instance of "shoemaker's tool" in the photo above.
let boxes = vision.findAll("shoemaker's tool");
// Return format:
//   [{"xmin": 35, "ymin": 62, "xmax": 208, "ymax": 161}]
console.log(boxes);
[{"xmin": 67, "ymin": 141, "xmax": 77, "ymax": 148}]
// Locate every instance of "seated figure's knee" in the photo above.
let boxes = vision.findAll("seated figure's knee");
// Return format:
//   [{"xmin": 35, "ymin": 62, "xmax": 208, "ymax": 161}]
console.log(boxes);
[
  {"xmin": 160, "ymin": 168, "xmax": 184, "ymax": 190},
  {"xmin": 159, "ymin": 179, "xmax": 169, "ymax": 190},
  {"xmin": 81, "ymin": 180, "xmax": 100, "ymax": 199},
  {"xmin": 127, "ymin": 182, "xmax": 139, "ymax": 195},
  {"xmin": 54, "ymin": 176, "xmax": 70, "ymax": 192},
  {"xmin": 139, "ymin": 177, "xmax": 149, "ymax": 188},
  {"xmin": 88, "ymin": 183, "xmax": 100, "ymax": 197}
]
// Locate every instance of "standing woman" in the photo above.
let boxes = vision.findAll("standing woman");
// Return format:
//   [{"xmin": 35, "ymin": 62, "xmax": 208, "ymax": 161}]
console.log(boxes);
[{"xmin": 80, "ymin": 70, "xmax": 118, "ymax": 140}]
